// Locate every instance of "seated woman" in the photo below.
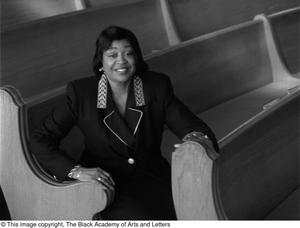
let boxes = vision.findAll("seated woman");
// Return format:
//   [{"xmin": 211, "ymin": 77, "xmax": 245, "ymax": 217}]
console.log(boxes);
[{"xmin": 29, "ymin": 25, "xmax": 219, "ymax": 220}]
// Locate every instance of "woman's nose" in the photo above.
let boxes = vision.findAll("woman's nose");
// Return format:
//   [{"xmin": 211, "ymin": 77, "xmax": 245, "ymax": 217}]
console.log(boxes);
[{"xmin": 116, "ymin": 54, "xmax": 127, "ymax": 63}]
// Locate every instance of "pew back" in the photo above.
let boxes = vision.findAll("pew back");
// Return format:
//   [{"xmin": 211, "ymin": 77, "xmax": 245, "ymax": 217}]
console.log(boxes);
[
  {"xmin": 1, "ymin": 0, "xmax": 169, "ymax": 100},
  {"xmin": 27, "ymin": 20, "xmax": 273, "ymax": 155},
  {"xmin": 269, "ymin": 7, "xmax": 300, "ymax": 75},
  {"xmin": 169, "ymin": 0, "xmax": 300, "ymax": 40},
  {"xmin": 218, "ymin": 94, "xmax": 299, "ymax": 219},
  {"xmin": 146, "ymin": 20, "xmax": 273, "ymax": 115}
]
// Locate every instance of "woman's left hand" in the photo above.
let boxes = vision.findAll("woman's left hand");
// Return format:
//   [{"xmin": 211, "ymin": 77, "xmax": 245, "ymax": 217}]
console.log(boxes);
[{"xmin": 174, "ymin": 137, "xmax": 219, "ymax": 160}]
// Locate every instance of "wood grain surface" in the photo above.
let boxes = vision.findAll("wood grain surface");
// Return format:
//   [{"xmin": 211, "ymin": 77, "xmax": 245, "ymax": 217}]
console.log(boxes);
[
  {"xmin": 172, "ymin": 142, "xmax": 218, "ymax": 220},
  {"xmin": 218, "ymin": 94, "xmax": 300, "ymax": 219},
  {"xmin": 269, "ymin": 8, "xmax": 300, "ymax": 75},
  {"xmin": 169, "ymin": 0, "xmax": 300, "ymax": 40}
]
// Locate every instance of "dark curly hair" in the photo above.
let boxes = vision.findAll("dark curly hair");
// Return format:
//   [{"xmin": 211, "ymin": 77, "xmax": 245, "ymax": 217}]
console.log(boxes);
[{"xmin": 92, "ymin": 25, "xmax": 148, "ymax": 77}]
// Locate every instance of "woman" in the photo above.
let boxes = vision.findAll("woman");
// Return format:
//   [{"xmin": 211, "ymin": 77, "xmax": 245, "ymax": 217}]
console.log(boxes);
[{"xmin": 29, "ymin": 26, "xmax": 219, "ymax": 220}]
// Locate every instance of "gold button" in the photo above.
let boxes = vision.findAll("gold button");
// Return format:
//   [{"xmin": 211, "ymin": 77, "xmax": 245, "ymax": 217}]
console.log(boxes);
[{"xmin": 128, "ymin": 158, "xmax": 135, "ymax": 165}]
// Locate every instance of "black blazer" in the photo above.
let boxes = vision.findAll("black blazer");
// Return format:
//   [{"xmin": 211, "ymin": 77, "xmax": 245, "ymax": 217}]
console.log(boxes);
[{"xmin": 29, "ymin": 71, "xmax": 218, "ymax": 182}]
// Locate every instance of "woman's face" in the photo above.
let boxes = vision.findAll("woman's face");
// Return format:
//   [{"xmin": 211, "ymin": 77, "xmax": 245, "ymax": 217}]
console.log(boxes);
[{"xmin": 102, "ymin": 39, "xmax": 136, "ymax": 85}]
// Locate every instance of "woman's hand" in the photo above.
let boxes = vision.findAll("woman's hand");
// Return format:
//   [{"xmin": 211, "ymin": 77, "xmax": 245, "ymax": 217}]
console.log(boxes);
[
  {"xmin": 72, "ymin": 167, "xmax": 115, "ymax": 191},
  {"xmin": 174, "ymin": 132, "xmax": 219, "ymax": 160}
]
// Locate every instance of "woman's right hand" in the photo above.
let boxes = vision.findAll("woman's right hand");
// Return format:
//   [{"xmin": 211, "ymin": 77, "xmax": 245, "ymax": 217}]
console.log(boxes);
[{"xmin": 72, "ymin": 167, "xmax": 115, "ymax": 192}]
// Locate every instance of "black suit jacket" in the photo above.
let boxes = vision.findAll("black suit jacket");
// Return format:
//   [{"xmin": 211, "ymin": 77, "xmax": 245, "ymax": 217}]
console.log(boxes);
[{"xmin": 29, "ymin": 71, "xmax": 218, "ymax": 182}]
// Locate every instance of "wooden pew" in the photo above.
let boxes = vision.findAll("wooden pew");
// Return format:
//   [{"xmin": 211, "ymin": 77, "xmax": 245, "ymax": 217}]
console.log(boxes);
[
  {"xmin": 148, "ymin": 18, "xmax": 299, "ymax": 219},
  {"xmin": 173, "ymin": 90, "xmax": 300, "ymax": 219},
  {"xmin": 0, "ymin": 86, "xmax": 112, "ymax": 220},
  {"xmin": 146, "ymin": 19, "xmax": 299, "ymax": 162},
  {"xmin": 267, "ymin": 7, "xmax": 300, "ymax": 76},
  {"xmin": 162, "ymin": 13, "xmax": 300, "ymax": 219},
  {"xmin": 167, "ymin": 0, "xmax": 300, "ymax": 41},
  {"xmin": 1, "ymin": 0, "xmax": 171, "ymax": 101}
]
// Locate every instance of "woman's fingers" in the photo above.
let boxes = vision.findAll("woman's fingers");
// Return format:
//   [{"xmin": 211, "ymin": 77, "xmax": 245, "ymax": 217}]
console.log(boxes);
[
  {"xmin": 97, "ymin": 168, "xmax": 115, "ymax": 186},
  {"xmin": 96, "ymin": 176, "xmax": 115, "ymax": 191},
  {"xmin": 102, "ymin": 170, "xmax": 115, "ymax": 186},
  {"xmin": 174, "ymin": 144, "xmax": 181, "ymax": 148}
]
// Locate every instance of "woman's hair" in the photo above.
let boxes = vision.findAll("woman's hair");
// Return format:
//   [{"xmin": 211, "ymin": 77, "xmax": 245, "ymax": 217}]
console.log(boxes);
[{"xmin": 93, "ymin": 25, "xmax": 148, "ymax": 77}]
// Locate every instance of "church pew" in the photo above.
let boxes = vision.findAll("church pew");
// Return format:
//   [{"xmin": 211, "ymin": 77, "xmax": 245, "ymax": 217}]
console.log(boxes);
[
  {"xmin": 147, "ymin": 18, "xmax": 299, "ymax": 162},
  {"xmin": 267, "ymin": 7, "xmax": 300, "ymax": 76},
  {"xmin": 167, "ymin": 0, "xmax": 300, "ymax": 41},
  {"xmin": 173, "ymin": 90, "xmax": 300, "ymax": 219},
  {"xmin": 217, "ymin": 92, "xmax": 300, "ymax": 219},
  {"xmin": 165, "ymin": 15, "xmax": 300, "ymax": 219},
  {"xmin": 0, "ymin": 86, "xmax": 112, "ymax": 220},
  {"xmin": 1, "ymin": 0, "xmax": 171, "ymax": 101}
]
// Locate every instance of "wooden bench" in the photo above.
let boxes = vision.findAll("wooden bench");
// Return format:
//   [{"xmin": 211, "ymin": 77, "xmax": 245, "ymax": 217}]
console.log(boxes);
[
  {"xmin": 147, "ymin": 19, "xmax": 300, "ymax": 219},
  {"xmin": 146, "ymin": 18, "xmax": 299, "ymax": 161},
  {"xmin": 167, "ymin": 0, "xmax": 300, "ymax": 40},
  {"xmin": 1, "ymin": 0, "xmax": 172, "ymax": 101},
  {"xmin": 173, "ymin": 91, "xmax": 300, "ymax": 219}
]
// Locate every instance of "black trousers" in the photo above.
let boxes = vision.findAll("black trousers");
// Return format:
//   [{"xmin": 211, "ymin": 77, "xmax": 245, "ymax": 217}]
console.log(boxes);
[{"xmin": 95, "ymin": 170, "xmax": 177, "ymax": 220}]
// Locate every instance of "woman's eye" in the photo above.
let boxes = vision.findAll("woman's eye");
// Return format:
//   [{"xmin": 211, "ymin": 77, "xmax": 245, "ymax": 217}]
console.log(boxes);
[
  {"xmin": 107, "ymin": 53, "xmax": 117, "ymax": 58},
  {"xmin": 126, "ymin": 51, "xmax": 134, "ymax": 56}
]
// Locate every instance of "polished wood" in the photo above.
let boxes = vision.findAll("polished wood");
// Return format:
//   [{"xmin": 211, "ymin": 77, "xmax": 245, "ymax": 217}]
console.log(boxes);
[
  {"xmin": 269, "ymin": 7, "xmax": 300, "ymax": 76},
  {"xmin": 0, "ymin": 87, "xmax": 109, "ymax": 219},
  {"xmin": 1, "ymin": 0, "xmax": 79, "ymax": 30},
  {"xmin": 147, "ymin": 19, "xmax": 299, "ymax": 118},
  {"xmin": 1, "ymin": 0, "xmax": 170, "ymax": 100},
  {"xmin": 266, "ymin": 188, "xmax": 300, "ymax": 219},
  {"xmin": 159, "ymin": 0, "xmax": 181, "ymax": 45},
  {"xmin": 218, "ymin": 93, "xmax": 300, "ymax": 219},
  {"xmin": 85, "ymin": 0, "xmax": 142, "ymax": 8},
  {"xmin": 171, "ymin": 90, "xmax": 300, "ymax": 219},
  {"xmin": 168, "ymin": 0, "xmax": 300, "ymax": 40},
  {"xmin": 172, "ymin": 142, "xmax": 219, "ymax": 220}
]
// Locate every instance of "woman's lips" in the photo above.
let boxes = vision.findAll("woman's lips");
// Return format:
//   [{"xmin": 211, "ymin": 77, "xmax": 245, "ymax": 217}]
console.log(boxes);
[{"xmin": 115, "ymin": 67, "xmax": 129, "ymax": 73}]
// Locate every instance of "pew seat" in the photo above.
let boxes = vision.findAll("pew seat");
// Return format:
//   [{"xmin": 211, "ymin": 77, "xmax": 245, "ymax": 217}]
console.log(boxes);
[{"xmin": 161, "ymin": 81, "xmax": 299, "ymax": 162}]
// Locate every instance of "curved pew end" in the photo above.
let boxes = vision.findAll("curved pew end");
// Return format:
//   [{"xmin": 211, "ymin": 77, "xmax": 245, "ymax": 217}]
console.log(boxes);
[
  {"xmin": 171, "ymin": 141, "xmax": 225, "ymax": 220},
  {"xmin": 0, "ymin": 87, "xmax": 109, "ymax": 220},
  {"xmin": 254, "ymin": 13, "xmax": 300, "ymax": 83}
]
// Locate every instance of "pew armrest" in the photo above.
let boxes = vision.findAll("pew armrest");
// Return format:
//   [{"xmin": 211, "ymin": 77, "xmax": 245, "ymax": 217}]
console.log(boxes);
[
  {"xmin": 0, "ymin": 87, "xmax": 109, "ymax": 219},
  {"xmin": 171, "ymin": 141, "xmax": 223, "ymax": 220}
]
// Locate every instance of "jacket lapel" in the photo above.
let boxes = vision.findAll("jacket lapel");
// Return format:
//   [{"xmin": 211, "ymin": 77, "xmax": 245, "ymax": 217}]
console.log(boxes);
[{"xmin": 99, "ymin": 76, "xmax": 146, "ymax": 157}]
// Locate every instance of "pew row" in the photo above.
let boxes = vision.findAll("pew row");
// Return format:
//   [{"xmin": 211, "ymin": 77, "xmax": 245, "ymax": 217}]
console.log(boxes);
[
  {"xmin": 0, "ymin": 87, "xmax": 111, "ymax": 220},
  {"xmin": 1, "ymin": 0, "xmax": 172, "ymax": 101},
  {"xmin": 167, "ymin": 0, "xmax": 300, "ymax": 41},
  {"xmin": 148, "ymin": 18, "xmax": 299, "ymax": 162},
  {"xmin": 26, "ymin": 17, "xmax": 300, "ymax": 163},
  {"xmin": 173, "ymin": 90, "xmax": 300, "ymax": 219}
]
